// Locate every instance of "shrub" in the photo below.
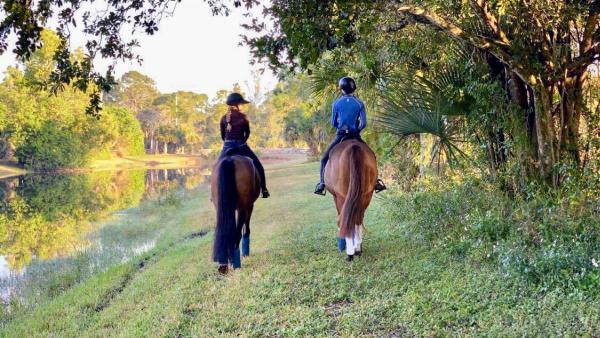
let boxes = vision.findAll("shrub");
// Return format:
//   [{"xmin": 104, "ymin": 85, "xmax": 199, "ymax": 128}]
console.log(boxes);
[
  {"xmin": 383, "ymin": 173, "xmax": 600, "ymax": 293},
  {"xmin": 15, "ymin": 121, "xmax": 89, "ymax": 169}
]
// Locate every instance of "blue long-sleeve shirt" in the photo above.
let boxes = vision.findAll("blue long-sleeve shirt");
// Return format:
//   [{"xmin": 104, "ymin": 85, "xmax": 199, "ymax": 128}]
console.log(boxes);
[{"xmin": 331, "ymin": 95, "xmax": 367, "ymax": 133}]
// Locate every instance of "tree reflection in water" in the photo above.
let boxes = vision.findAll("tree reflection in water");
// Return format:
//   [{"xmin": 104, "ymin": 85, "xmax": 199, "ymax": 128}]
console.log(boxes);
[{"xmin": 0, "ymin": 167, "xmax": 208, "ymax": 307}]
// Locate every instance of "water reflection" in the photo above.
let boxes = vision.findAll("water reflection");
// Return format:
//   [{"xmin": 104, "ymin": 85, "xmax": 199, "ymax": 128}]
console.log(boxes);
[{"xmin": 0, "ymin": 167, "xmax": 208, "ymax": 306}]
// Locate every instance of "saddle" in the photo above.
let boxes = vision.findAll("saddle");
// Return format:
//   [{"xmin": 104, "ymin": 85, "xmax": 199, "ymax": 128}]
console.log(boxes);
[
  {"xmin": 340, "ymin": 132, "xmax": 365, "ymax": 144},
  {"xmin": 223, "ymin": 146, "xmax": 242, "ymax": 157}
]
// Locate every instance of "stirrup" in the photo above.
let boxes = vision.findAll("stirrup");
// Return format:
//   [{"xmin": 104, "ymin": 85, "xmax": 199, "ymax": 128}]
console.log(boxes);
[
  {"xmin": 375, "ymin": 179, "xmax": 387, "ymax": 193},
  {"xmin": 262, "ymin": 189, "xmax": 270, "ymax": 198}
]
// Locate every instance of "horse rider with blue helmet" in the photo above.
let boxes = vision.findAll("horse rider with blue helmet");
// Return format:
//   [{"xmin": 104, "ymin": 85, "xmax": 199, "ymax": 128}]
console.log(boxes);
[
  {"xmin": 314, "ymin": 76, "xmax": 386, "ymax": 196},
  {"xmin": 219, "ymin": 92, "xmax": 269, "ymax": 198}
]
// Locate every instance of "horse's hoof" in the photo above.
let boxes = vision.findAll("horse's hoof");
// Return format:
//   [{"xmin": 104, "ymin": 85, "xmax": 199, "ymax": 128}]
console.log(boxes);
[
  {"xmin": 346, "ymin": 254, "xmax": 354, "ymax": 262},
  {"xmin": 355, "ymin": 250, "xmax": 362, "ymax": 257},
  {"xmin": 218, "ymin": 265, "xmax": 228, "ymax": 274}
]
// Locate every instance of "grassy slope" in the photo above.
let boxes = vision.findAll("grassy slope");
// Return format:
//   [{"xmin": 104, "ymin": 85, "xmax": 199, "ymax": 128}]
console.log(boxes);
[
  {"xmin": 0, "ymin": 154, "xmax": 207, "ymax": 178},
  {"xmin": 89, "ymin": 154, "xmax": 206, "ymax": 172},
  {"xmin": 2, "ymin": 159, "xmax": 599, "ymax": 337}
]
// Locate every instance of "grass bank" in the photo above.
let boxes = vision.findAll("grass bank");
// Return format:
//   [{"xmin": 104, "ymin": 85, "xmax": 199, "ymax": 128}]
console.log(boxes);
[
  {"xmin": 1, "ymin": 149, "xmax": 303, "ymax": 177},
  {"xmin": 1, "ymin": 158, "xmax": 599, "ymax": 336},
  {"xmin": 89, "ymin": 154, "xmax": 207, "ymax": 172},
  {"xmin": 0, "ymin": 154, "xmax": 208, "ymax": 178}
]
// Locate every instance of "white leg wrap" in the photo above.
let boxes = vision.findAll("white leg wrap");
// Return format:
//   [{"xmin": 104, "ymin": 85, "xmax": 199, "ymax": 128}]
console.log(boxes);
[{"xmin": 345, "ymin": 235, "xmax": 355, "ymax": 255}]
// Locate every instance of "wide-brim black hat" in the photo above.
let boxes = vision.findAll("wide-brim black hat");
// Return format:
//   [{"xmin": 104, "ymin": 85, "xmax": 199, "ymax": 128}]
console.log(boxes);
[{"xmin": 226, "ymin": 92, "xmax": 251, "ymax": 106}]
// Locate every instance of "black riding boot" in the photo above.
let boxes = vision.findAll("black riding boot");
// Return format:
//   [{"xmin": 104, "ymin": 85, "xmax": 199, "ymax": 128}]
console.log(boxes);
[
  {"xmin": 375, "ymin": 179, "xmax": 387, "ymax": 193},
  {"xmin": 314, "ymin": 182, "xmax": 326, "ymax": 195}
]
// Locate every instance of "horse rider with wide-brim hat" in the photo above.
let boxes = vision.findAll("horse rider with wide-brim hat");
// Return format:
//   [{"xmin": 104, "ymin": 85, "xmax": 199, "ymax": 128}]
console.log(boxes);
[{"xmin": 219, "ymin": 92, "xmax": 269, "ymax": 198}]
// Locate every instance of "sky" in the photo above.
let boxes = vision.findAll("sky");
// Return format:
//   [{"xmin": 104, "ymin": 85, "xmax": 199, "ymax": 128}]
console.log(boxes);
[{"xmin": 0, "ymin": 1, "xmax": 278, "ymax": 99}]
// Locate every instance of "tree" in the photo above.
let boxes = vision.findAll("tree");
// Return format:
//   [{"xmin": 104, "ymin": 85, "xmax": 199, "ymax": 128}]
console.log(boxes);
[
  {"xmin": 106, "ymin": 71, "xmax": 159, "ymax": 115},
  {"xmin": 0, "ymin": 0, "xmax": 255, "ymax": 114},
  {"xmin": 152, "ymin": 91, "xmax": 209, "ymax": 153},
  {"xmin": 242, "ymin": 0, "xmax": 599, "ymax": 186},
  {"xmin": 261, "ymin": 74, "xmax": 325, "ymax": 152},
  {"xmin": 393, "ymin": 1, "xmax": 599, "ymax": 185},
  {"xmin": 137, "ymin": 108, "xmax": 164, "ymax": 154},
  {"xmin": 0, "ymin": 30, "xmax": 146, "ymax": 168}
]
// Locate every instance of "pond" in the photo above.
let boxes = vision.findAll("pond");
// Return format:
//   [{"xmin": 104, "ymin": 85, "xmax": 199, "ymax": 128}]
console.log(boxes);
[{"xmin": 0, "ymin": 167, "xmax": 210, "ymax": 309}]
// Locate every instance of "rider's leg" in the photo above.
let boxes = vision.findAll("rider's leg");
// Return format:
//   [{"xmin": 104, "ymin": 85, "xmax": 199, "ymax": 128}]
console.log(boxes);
[
  {"xmin": 318, "ymin": 151, "xmax": 330, "ymax": 184},
  {"xmin": 238, "ymin": 145, "xmax": 269, "ymax": 198}
]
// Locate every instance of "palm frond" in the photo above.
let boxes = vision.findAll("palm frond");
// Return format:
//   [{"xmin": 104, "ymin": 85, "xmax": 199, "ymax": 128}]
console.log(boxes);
[{"xmin": 375, "ymin": 47, "xmax": 479, "ymax": 166}]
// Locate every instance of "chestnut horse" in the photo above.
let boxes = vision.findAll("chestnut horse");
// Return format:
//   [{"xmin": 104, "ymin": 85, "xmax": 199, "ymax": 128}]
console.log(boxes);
[
  {"xmin": 210, "ymin": 155, "xmax": 260, "ymax": 273},
  {"xmin": 324, "ymin": 139, "xmax": 378, "ymax": 261}
]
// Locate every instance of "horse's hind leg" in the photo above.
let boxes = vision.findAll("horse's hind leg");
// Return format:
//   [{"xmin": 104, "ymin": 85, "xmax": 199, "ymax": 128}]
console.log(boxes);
[
  {"xmin": 334, "ymin": 194, "xmax": 346, "ymax": 252},
  {"xmin": 232, "ymin": 209, "xmax": 246, "ymax": 269},
  {"xmin": 355, "ymin": 224, "xmax": 363, "ymax": 256},
  {"xmin": 242, "ymin": 205, "xmax": 253, "ymax": 257}
]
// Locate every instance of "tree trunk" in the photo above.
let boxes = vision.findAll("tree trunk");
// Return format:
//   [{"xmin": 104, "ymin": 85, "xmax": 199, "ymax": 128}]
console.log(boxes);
[
  {"xmin": 559, "ymin": 74, "xmax": 585, "ymax": 165},
  {"xmin": 535, "ymin": 82, "xmax": 558, "ymax": 184},
  {"xmin": 419, "ymin": 134, "xmax": 427, "ymax": 178}
]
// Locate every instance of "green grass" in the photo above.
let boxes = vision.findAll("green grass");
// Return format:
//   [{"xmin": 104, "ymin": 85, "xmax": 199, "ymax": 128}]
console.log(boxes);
[
  {"xmin": 89, "ymin": 154, "xmax": 207, "ymax": 172},
  {"xmin": 0, "ymin": 154, "xmax": 208, "ymax": 178},
  {"xmin": 1, "ymin": 158, "xmax": 599, "ymax": 337}
]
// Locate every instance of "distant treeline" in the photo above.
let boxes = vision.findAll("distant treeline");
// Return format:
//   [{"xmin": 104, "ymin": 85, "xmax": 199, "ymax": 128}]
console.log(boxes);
[
  {"xmin": 0, "ymin": 31, "xmax": 145, "ymax": 169},
  {"xmin": 0, "ymin": 30, "xmax": 327, "ymax": 170}
]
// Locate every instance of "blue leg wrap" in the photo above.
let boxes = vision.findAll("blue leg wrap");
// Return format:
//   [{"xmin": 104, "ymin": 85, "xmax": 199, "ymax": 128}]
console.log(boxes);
[
  {"xmin": 338, "ymin": 237, "xmax": 346, "ymax": 252},
  {"xmin": 242, "ymin": 236, "xmax": 250, "ymax": 257},
  {"xmin": 232, "ymin": 248, "xmax": 241, "ymax": 269}
]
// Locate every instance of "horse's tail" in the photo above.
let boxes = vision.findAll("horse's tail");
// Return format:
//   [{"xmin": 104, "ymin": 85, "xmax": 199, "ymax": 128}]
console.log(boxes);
[
  {"xmin": 212, "ymin": 157, "xmax": 237, "ymax": 264},
  {"xmin": 340, "ymin": 144, "xmax": 365, "ymax": 238}
]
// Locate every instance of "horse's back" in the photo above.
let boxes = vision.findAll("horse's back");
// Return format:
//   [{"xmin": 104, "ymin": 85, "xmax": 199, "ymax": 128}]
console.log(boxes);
[
  {"xmin": 233, "ymin": 155, "xmax": 261, "ymax": 205},
  {"xmin": 324, "ymin": 140, "xmax": 377, "ymax": 196},
  {"xmin": 211, "ymin": 155, "xmax": 260, "ymax": 207},
  {"xmin": 331, "ymin": 139, "xmax": 376, "ymax": 162}
]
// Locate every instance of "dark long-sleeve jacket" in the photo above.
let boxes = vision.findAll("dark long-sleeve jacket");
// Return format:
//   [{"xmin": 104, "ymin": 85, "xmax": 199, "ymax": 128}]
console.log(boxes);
[{"xmin": 220, "ymin": 110, "xmax": 250, "ymax": 142}]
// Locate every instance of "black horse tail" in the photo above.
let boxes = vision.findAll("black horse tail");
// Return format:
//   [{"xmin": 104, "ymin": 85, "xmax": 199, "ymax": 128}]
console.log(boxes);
[
  {"xmin": 212, "ymin": 157, "xmax": 237, "ymax": 264},
  {"xmin": 340, "ymin": 144, "xmax": 364, "ymax": 238}
]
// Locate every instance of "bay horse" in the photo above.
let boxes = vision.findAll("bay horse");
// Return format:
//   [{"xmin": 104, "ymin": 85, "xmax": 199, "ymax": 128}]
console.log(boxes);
[
  {"xmin": 210, "ymin": 154, "xmax": 260, "ymax": 273},
  {"xmin": 324, "ymin": 139, "xmax": 378, "ymax": 261}
]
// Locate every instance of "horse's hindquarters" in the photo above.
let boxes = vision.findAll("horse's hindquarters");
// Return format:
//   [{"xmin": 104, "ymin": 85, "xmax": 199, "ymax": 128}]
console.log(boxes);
[
  {"xmin": 210, "ymin": 155, "xmax": 260, "ymax": 270},
  {"xmin": 324, "ymin": 140, "xmax": 377, "ymax": 245}
]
